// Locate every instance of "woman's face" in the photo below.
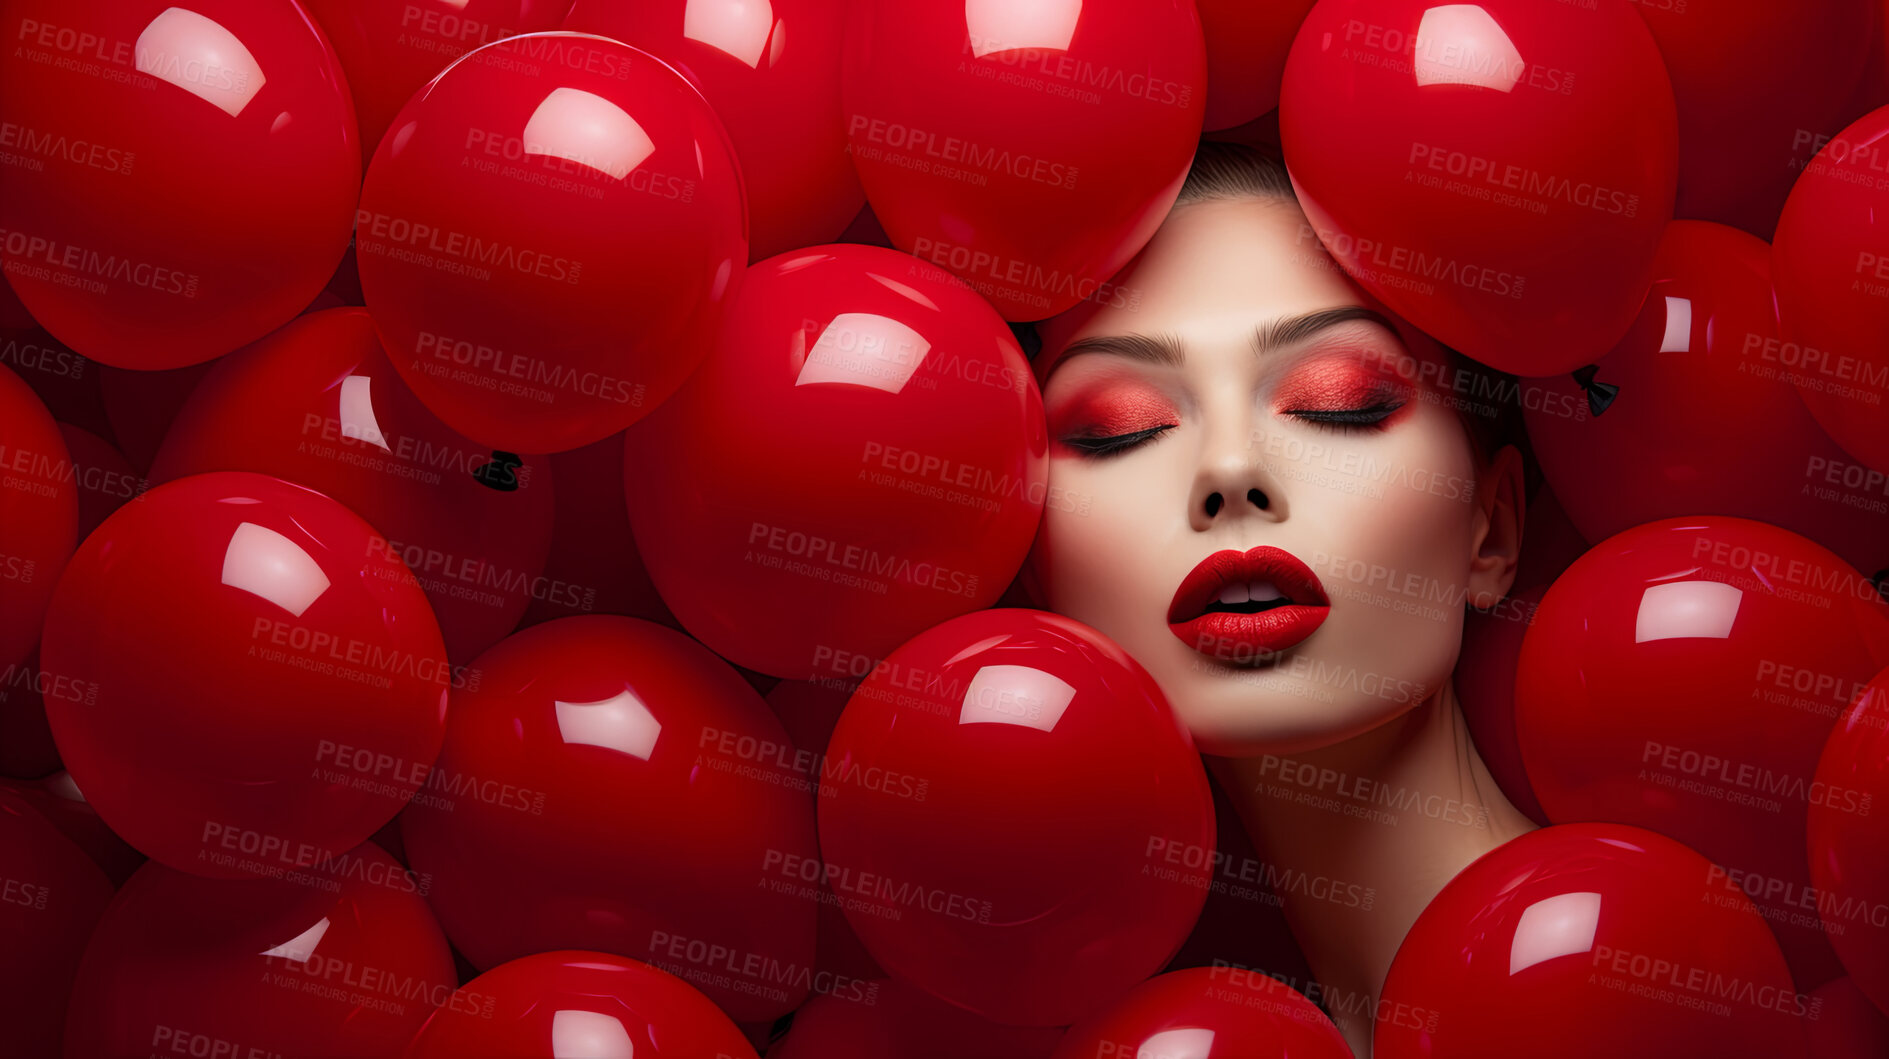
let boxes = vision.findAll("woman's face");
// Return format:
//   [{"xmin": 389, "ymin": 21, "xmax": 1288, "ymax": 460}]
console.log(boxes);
[{"xmin": 1029, "ymin": 196, "xmax": 1518, "ymax": 756}]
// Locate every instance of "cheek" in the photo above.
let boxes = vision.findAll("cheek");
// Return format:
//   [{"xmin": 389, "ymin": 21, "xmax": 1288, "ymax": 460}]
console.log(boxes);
[{"xmin": 1033, "ymin": 452, "xmax": 1182, "ymax": 629}]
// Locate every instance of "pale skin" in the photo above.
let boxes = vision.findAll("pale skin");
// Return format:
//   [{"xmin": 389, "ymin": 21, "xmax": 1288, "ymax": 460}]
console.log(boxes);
[{"xmin": 1026, "ymin": 196, "xmax": 1538, "ymax": 1056}]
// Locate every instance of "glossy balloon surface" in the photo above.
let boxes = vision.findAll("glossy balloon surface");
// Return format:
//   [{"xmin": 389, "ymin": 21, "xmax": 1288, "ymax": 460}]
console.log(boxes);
[
  {"xmin": 1807, "ymin": 666, "xmax": 1889, "ymax": 1014},
  {"xmin": 407, "ymin": 950, "xmax": 759, "ymax": 1059},
  {"xmin": 0, "ymin": 0, "xmax": 359, "ymax": 367},
  {"xmin": 1376, "ymin": 824, "xmax": 1808, "ymax": 1059},
  {"xmin": 39, "ymin": 471, "xmax": 449, "ymax": 878},
  {"xmin": 1051, "ymin": 966, "xmax": 1349, "ymax": 1059},
  {"xmin": 358, "ymin": 31, "xmax": 748, "ymax": 453},
  {"xmin": 1280, "ymin": 0, "xmax": 1679, "ymax": 375},
  {"xmin": 818, "ymin": 608, "xmax": 1213, "ymax": 1026},
  {"xmin": 1772, "ymin": 105, "xmax": 1889, "ymax": 475},
  {"xmin": 63, "ymin": 845, "xmax": 454, "ymax": 1058},
  {"xmin": 841, "ymin": 0, "xmax": 1207, "ymax": 319},
  {"xmin": 400, "ymin": 616, "xmax": 819, "ymax": 1023},
  {"xmin": 1527, "ymin": 221, "xmax": 1889, "ymax": 576},
  {"xmin": 0, "ymin": 364, "xmax": 76, "ymax": 671},
  {"xmin": 1516, "ymin": 517, "xmax": 1889, "ymax": 984},
  {"xmin": 564, "ymin": 0, "xmax": 862, "ymax": 259},
  {"xmin": 0, "ymin": 789, "xmax": 113, "ymax": 1059},
  {"xmin": 625, "ymin": 244, "xmax": 1045, "ymax": 678}
]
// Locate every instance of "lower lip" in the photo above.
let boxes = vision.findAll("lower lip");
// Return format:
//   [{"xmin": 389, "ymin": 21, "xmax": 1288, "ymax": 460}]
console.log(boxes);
[{"xmin": 1169, "ymin": 607, "xmax": 1329, "ymax": 663}]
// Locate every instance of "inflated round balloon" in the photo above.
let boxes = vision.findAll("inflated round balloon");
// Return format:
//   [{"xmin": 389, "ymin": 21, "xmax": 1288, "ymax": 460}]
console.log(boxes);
[
  {"xmin": 1636, "ymin": 0, "xmax": 1872, "ymax": 236},
  {"xmin": 400, "ymin": 616, "xmax": 819, "ymax": 1023},
  {"xmin": 0, "ymin": 789, "xmax": 113, "ymax": 1059},
  {"xmin": 97, "ymin": 358, "xmax": 216, "ymax": 473},
  {"xmin": 0, "ymin": 771, "xmax": 144, "ymax": 885},
  {"xmin": 300, "ymin": 0, "xmax": 574, "ymax": 166},
  {"xmin": 55, "ymin": 424, "xmax": 143, "ymax": 542},
  {"xmin": 841, "ymin": 0, "xmax": 1207, "ymax": 320},
  {"xmin": 768, "ymin": 979, "xmax": 1064, "ymax": 1059},
  {"xmin": 516, "ymin": 431, "xmax": 675, "ymax": 630},
  {"xmin": 1807, "ymin": 666, "xmax": 1889, "ymax": 1014},
  {"xmin": 0, "ymin": 364, "xmax": 77, "ymax": 670},
  {"xmin": 1376, "ymin": 824, "xmax": 1808, "ymax": 1058},
  {"xmin": 1527, "ymin": 221, "xmax": 1889, "ymax": 577},
  {"xmin": 1197, "ymin": 0, "xmax": 1316, "ymax": 131},
  {"xmin": 357, "ymin": 31, "xmax": 747, "ymax": 453},
  {"xmin": 1773, "ymin": 106, "xmax": 1889, "ymax": 475},
  {"xmin": 0, "ymin": 0, "xmax": 359, "ymax": 368},
  {"xmin": 623, "ymin": 244, "xmax": 1045, "ymax": 678},
  {"xmin": 818, "ymin": 608, "xmax": 1213, "ymax": 1026},
  {"xmin": 1516, "ymin": 517, "xmax": 1889, "ymax": 984},
  {"xmin": 38, "ymin": 471, "xmax": 450, "ymax": 879},
  {"xmin": 151, "ymin": 308, "xmax": 555, "ymax": 662},
  {"xmin": 564, "ymin": 0, "xmax": 863, "ymax": 260},
  {"xmin": 1052, "ymin": 966, "xmax": 1349, "ymax": 1059},
  {"xmin": 1805, "ymin": 977, "xmax": 1889, "ymax": 1058},
  {"xmin": 407, "ymin": 951, "xmax": 758, "ymax": 1059},
  {"xmin": 63, "ymin": 845, "xmax": 455, "ymax": 1058},
  {"xmin": 1280, "ymin": 0, "xmax": 1678, "ymax": 375}
]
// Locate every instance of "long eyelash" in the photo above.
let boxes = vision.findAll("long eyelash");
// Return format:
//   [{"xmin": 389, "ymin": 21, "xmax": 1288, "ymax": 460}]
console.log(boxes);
[
  {"xmin": 1286, "ymin": 401, "xmax": 1405, "ymax": 431},
  {"xmin": 1062, "ymin": 424, "xmax": 1175, "ymax": 457}
]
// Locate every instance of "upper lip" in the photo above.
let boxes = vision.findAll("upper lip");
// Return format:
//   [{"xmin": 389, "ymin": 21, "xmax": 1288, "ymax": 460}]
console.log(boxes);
[{"xmin": 1167, "ymin": 546, "xmax": 1330, "ymax": 624}]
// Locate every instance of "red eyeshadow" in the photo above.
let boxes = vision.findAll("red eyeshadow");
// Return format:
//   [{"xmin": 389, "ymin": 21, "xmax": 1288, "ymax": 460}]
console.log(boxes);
[
  {"xmin": 1051, "ymin": 385, "xmax": 1180, "ymax": 437},
  {"xmin": 1273, "ymin": 355, "xmax": 1414, "ymax": 412}
]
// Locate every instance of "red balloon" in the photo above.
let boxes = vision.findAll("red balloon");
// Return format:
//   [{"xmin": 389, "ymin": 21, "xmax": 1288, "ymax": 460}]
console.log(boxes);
[
  {"xmin": 1635, "ymin": 0, "xmax": 1872, "ymax": 236},
  {"xmin": 1197, "ymin": 0, "xmax": 1316, "ymax": 131},
  {"xmin": 516, "ymin": 431, "xmax": 676, "ymax": 631},
  {"xmin": 624, "ymin": 244, "xmax": 1045, "ymax": 678},
  {"xmin": 1280, "ymin": 0, "xmax": 1678, "ymax": 375},
  {"xmin": 407, "ymin": 950, "xmax": 758, "ymax": 1059},
  {"xmin": 1052, "ymin": 967, "xmax": 1349, "ymax": 1059},
  {"xmin": 564, "ymin": 0, "xmax": 864, "ymax": 260},
  {"xmin": 1808, "ymin": 665, "xmax": 1889, "ymax": 1015},
  {"xmin": 818, "ymin": 608, "xmax": 1213, "ymax": 1026},
  {"xmin": 0, "ymin": 364, "xmax": 76, "ymax": 670},
  {"xmin": 55, "ymin": 424, "xmax": 143, "ymax": 542},
  {"xmin": 97, "ymin": 358, "xmax": 217, "ymax": 473},
  {"xmin": 0, "ymin": 771, "xmax": 145, "ymax": 885},
  {"xmin": 151, "ymin": 308, "xmax": 556, "ymax": 662},
  {"xmin": 39, "ymin": 471, "xmax": 449, "ymax": 878},
  {"xmin": 1376, "ymin": 823, "xmax": 1808, "ymax": 1058},
  {"xmin": 768, "ymin": 978, "xmax": 1064, "ymax": 1059},
  {"xmin": 64, "ymin": 845, "xmax": 455, "ymax": 1058},
  {"xmin": 1527, "ymin": 221, "xmax": 1889, "ymax": 577},
  {"xmin": 0, "ymin": 789, "xmax": 113, "ymax": 1058},
  {"xmin": 840, "ymin": 0, "xmax": 1206, "ymax": 320},
  {"xmin": 0, "ymin": 0, "xmax": 359, "ymax": 368},
  {"xmin": 1458, "ymin": 584, "xmax": 1549, "ymax": 826},
  {"xmin": 1773, "ymin": 105, "xmax": 1889, "ymax": 475},
  {"xmin": 300, "ymin": 0, "xmax": 574, "ymax": 166},
  {"xmin": 1805, "ymin": 976, "xmax": 1889, "ymax": 1058},
  {"xmin": 357, "ymin": 31, "xmax": 748, "ymax": 453},
  {"xmin": 400, "ymin": 616, "xmax": 819, "ymax": 1022},
  {"xmin": 1516, "ymin": 517, "xmax": 1889, "ymax": 985}
]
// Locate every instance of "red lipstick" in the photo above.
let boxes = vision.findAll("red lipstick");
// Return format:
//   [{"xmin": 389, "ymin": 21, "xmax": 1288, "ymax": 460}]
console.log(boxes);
[{"xmin": 1167, "ymin": 546, "xmax": 1330, "ymax": 664}]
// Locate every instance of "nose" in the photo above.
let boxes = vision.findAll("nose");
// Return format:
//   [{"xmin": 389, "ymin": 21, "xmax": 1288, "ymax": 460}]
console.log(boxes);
[{"xmin": 1187, "ymin": 422, "xmax": 1287, "ymax": 532}]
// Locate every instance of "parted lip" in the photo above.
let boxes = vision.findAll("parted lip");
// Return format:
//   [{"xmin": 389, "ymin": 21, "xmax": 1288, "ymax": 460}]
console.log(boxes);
[{"xmin": 1167, "ymin": 546, "xmax": 1330, "ymax": 625}]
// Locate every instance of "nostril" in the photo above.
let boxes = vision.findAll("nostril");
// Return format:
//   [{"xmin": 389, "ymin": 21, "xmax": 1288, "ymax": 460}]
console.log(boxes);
[
  {"xmin": 1249, "ymin": 488, "xmax": 1269, "ymax": 510},
  {"xmin": 1204, "ymin": 492, "xmax": 1223, "ymax": 517}
]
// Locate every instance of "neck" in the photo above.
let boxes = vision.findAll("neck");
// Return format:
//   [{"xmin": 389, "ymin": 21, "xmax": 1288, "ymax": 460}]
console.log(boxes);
[{"xmin": 1208, "ymin": 681, "xmax": 1537, "ymax": 1058}]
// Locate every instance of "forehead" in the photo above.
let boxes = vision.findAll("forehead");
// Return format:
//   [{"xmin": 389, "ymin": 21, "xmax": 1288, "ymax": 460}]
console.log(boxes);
[{"xmin": 1042, "ymin": 198, "xmax": 1375, "ymax": 367}]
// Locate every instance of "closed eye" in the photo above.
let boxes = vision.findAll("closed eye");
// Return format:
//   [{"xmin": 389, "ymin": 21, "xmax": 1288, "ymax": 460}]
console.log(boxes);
[
  {"xmin": 1285, "ymin": 401, "xmax": 1405, "ymax": 430},
  {"xmin": 1061, "ymin": 424, "xmax": 1175, "ymax": 457}
]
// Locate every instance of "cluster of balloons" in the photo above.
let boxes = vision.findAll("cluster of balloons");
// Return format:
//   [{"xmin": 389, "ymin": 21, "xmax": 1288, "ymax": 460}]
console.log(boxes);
[{"xmin": 1, "ymin": 0, "xmax": 1888, "ymax": 1056}]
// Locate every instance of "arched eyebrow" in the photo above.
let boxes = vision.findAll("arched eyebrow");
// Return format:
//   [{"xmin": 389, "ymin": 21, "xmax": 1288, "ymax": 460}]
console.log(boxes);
[{"xmin": 1052, "ymin": 306, "xmax": 1397, "ymax": 371}]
